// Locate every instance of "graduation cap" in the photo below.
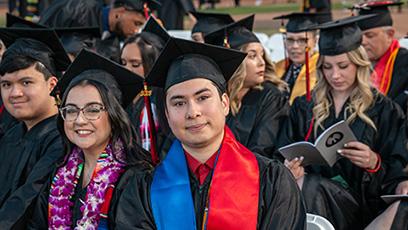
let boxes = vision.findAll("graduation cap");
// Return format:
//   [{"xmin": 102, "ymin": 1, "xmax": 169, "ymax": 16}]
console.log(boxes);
[
  {"xmin": 312, "ymin": 15, "xmax": 376, "ymax": 56},
  {"xmin": 353, "ymin": 1, "xmax": 403, "ymax": 31},
  {"xmin": 113, "ymin": 0, "xmax": 161, "ymax": 13},
  {"xmin": 273, "ymin": 12, "xmax": 323, "ymax": 33},
  {"xmin": 191, "ymin": 12, "xmax": 235, "ymax": 36},
  {"xmin": 55, "ymin": 27, "xmax": 101, "ymax": 56},
  {"xmin": 0, "ymin": 28, "xmax": 71, "ymax": 76},
  {"xmin": 141, "ymin": 16, "xmax": 170, "ymax": 45},
  {"xmin": 52, "ymin": 49, "xmax": 144, "ymax": 108},
  {"xmin": 6, "ymin": 13, "xmax": 46, "ymax": 28},
  {"xmin": 146, "ymin": 37, "xmax": 246, "ymax": 92},
  {"xmin": 204, "ymin": 14, "xmax": 259, "ymax": 49}
]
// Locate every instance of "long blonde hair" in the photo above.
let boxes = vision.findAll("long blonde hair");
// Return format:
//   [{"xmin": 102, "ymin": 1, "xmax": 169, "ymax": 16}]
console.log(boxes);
[
  {"xmin": 228, "ymin": 43, "xmax": 287, "ymax": 115},
  {"xmin": 313, "ymin": 46, "xmax": 377, "ymax": 134}
]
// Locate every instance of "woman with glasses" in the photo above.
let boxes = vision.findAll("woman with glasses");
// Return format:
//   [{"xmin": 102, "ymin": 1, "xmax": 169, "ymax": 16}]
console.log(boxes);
[
  {"xmin": 277, "ymin": 16, "xmax": 408, "ymax": 229},
  {"xmin": 28, "ymin": 50, "xmax": 151, "ymax": 229},
  {"xmin": 205, "ymin": 15, "xmax": 289, "ymax": 157}
]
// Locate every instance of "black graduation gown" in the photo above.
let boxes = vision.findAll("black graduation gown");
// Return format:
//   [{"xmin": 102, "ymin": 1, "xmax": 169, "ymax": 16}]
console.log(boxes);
[
  {"xmin": 383, "ymin": 47, "xmax": 408, "ymax": 112},
  {"xmin": 113, "ymin": 154, "xmax": 306, "ymax": 229},
  {"xmin": 226, "ymin": 81, "xmax": 289, "ymax": 158},
  {"xmin": 28, "ymin": 164, "xmax": 151, "ymax": 229},
  {"xmin": 126, "ymin": 87, "xmax": 172, "ymax": 161},
  {"xmin": 39, "ymin": 0, "xmax": 121, "ymax": 62},
  {"xmin": 0, "ymin": 99, "xmax": 17, "ymax": 140},
  {"xmin": 0, "ymin": 115, "xmax": 64, "ymax": 229},
  {"xmin": 277, "ymin": 93, "xmax": 408, "ymax": 229},
  {"xmin": 39, "ymin": 0, "xmax": 102, "ymax": 28},
  {"xmin": 157, "ymin": 0, "xmax": 195, "ymax": 30},
  {"xmin": 391, "ymin": 200, "xmax": 408, "ymax": 229}
]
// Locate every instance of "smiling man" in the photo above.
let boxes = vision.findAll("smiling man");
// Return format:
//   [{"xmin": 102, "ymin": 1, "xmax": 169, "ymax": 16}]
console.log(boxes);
[
  {"xmin": 355, "ymin": 1, "xmax": 408, "ymax": 112},
  {"xmin": 114, "ymin": 37, "xmax": 305, "ymax": 229},
  {"xmin": 0, "ymin": 28, "xmax": 70, "ymax": 228}
]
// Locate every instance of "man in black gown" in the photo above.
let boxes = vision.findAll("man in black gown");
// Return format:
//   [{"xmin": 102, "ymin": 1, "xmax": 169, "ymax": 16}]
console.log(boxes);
[
  {"xmin": 113, "ymin": 37, "xmax": 306, "ymax": 229},
  {"xmin": 0, "ymin": 28, "xmax": 71, "ymax": 229},
  {"xmin": 355, "ymin": 1, "xmax": 408, "ymax": 112},
  {"xmin": 39, "ymin": 0, "xmax": 160, "ymax": 62}
]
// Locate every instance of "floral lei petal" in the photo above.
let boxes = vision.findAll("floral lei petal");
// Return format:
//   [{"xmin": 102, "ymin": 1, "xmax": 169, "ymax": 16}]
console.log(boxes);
[{"xmin": 48, "ymin": 141, "xmax": 126, "ymax": 229}]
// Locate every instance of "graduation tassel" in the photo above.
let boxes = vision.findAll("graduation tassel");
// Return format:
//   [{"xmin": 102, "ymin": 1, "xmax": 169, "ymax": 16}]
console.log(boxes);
[
  {"xmin": 141, "ymin": 82, "xmax": 159, "ymax": 165},
  {"xmin": 304, "ymin": 33, "xmax": 311, "ymax": 102},
  {"xmin": 143, "ymin": 3, "xmax": 150, "ymax": 20},
  {"xmin": 223, "ymin": 29, "xmax": 230, "ymax": 48}
]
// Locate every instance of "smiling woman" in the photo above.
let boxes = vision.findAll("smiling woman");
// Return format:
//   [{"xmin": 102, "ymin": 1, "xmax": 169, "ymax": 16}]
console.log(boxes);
[{"xmin": 28, "ymin": 50, "xmax": 152, "ymax": 229}]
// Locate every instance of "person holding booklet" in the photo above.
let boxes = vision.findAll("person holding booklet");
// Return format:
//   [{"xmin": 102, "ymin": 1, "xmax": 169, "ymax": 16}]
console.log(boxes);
[{"xmin": 277, "ymin": 15, "xmax": 408, "ymax": 229}]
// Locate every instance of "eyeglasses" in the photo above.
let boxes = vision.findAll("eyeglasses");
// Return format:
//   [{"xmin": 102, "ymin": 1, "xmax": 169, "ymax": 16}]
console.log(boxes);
[
  {"xmin": 285, "ymin": 38, "xmax": 308, "ymax": 46},
  {"xmin": 59, "ymin": 103, "xmax": 106, "ymax": 122}
]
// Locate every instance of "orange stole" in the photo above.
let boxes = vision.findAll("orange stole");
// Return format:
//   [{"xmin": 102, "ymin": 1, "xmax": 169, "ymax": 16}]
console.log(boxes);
[
  {"xmin": 275, "ymin": 53, "xmax": 319, "ymax": 104},
  {"xmin": 206, "ymin": 127, "xmax": 260, "ymax": 229},
  {"xmin": 372, "ymin": 39, "xmax": 400, "ymax": 95}
]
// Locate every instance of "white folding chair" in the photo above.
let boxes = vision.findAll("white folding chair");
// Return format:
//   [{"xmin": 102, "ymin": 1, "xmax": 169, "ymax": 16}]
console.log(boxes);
[{"xmin": 306, "ymin": 213, "xmax": 335, "ymax": 230}]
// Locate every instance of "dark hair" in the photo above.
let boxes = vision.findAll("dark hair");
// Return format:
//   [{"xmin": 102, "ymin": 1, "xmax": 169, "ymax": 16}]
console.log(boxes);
[
  {"xmin": 56, "ymin": 79, "xmax": 152, "ymax": 167},
  {"xmin": 0, "ymin": 55, "xmax": 52, "ymax": 79},
  {"xmin": 121, "ymin": 32, "xmax": 164, "ymax": 75}
]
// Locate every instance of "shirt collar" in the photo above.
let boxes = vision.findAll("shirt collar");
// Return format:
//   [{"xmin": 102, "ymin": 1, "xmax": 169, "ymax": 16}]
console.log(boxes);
[{"xmin": 184, "ymin": 150, "xmax": 217, "ymax": 175}]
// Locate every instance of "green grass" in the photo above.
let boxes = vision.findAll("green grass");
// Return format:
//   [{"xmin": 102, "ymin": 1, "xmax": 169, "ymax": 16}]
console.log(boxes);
[{"xmin": 200, "ymin": 2, "xmax": 368, "ymax": 15}]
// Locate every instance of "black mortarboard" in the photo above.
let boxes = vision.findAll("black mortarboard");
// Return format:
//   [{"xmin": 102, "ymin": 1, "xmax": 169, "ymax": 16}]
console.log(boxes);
[
  {"xmin": 146, "ymin": 37, "xmax": 246, "ymax": 92},
  {"xmin": 273, "ymin": 12, "xmax": 323, "ymax": 33},
  {"xmin": 55, "ymin": 27, "xmax": 101, "ymax": 56},
  {"xmin": 141, "ymin": 16, "xmax": 170, "ymax": 45},
  {"xmin": 191, "ymin": 12, "xmax": 234, "ymax": 36},
  {"xmin": 6, "ymin": 13, "xmax": 46, "ymax": 29},
  {"xmin": 53, "ymin": 49, "xmax": 144, "ymax": 108},
  {"xmin": 113, "ymin": 0, "xmax": 161, "ymax": 12},
  {"xmin": 353, "ymin": 1, "xmax": 403, "ymax": 31},
  {"xmin": 312, "ymin": 15, "xmax": 376, "ymax": 56},
  {"xmin": 0, "ymin": 28, "xmax": 71, "ymax": 76},
  {"xmin": 204, "ymin": 14, "xmax": 259, "ymax": 49}
]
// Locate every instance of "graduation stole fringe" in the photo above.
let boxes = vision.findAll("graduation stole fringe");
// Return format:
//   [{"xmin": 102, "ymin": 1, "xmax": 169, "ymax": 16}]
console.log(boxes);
[
  {"xmin": 151, "ymin": 127, "xmax": 259, "ymax": 230},
  {"xmin": 48, "ymin": 141, "xmax": 125, "ymax": 229},
  {"xmin": 371, "ymin": 39, "xmax": 400, "ymax": 95}
]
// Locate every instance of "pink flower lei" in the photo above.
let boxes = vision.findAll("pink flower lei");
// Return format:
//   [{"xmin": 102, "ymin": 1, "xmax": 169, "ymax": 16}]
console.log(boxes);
[{"xmin": 48, "ymin": 141, "xmax": 126, "ymax": 229}]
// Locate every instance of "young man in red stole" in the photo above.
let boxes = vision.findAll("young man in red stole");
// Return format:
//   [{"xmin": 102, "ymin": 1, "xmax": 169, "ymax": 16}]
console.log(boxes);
[
  {"xmin": 113, "ymin": 37, "xmax": 306, "ymax": 229},
  {"xmin": 354, "ymin": 1, "xmax": 408, "ymax": 112}
]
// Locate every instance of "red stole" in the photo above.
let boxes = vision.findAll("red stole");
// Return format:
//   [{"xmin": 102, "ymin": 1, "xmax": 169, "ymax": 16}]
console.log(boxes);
[
  {"xmin": 206, "ymin": 127, "xmax": 260, "ymax": 229},
  {"xmin": 371, "ymin": 39, "xmax": 400, "ymax": 95}
]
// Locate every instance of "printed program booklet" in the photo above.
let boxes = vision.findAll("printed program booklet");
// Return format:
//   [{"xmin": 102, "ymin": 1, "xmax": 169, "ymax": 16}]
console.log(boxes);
[
  {"xmin": 381, "ymin": 195, "xmax": 408, "ymax": 204},
  {"xmin": 279, "ymin": 120, "xmax": 357, "ymax": 167}
]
